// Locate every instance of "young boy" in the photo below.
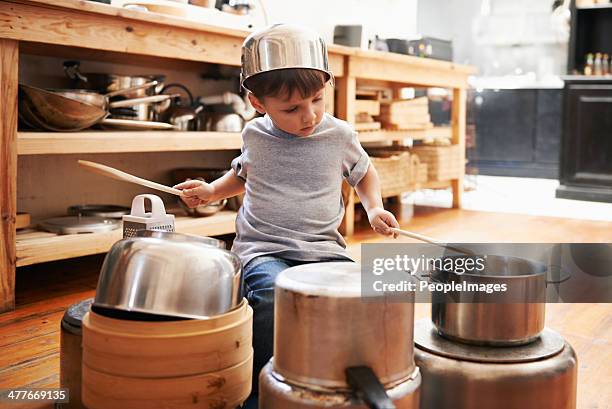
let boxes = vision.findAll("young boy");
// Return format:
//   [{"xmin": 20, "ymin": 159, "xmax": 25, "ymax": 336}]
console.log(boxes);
[{"xmin": 174, "ymin": 24, "xmax": 400, "ymax": 406}]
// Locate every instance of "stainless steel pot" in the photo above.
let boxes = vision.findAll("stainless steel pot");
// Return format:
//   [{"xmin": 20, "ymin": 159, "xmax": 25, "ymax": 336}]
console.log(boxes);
[
  {"xmin": 203, "ymin": 110, "xmax": 244, "ymax": 132},
  {"xmin": 134, "ymin": 229, "xmax": 226, "ymax": 249},
  {"xmin": 94, "ymin": 232, "xmax": 242, "ymax": 319},
  {"xmin": 430, "ymin": 255, "xmax": 563, "ymax": 346},
  {"xmin": 274, "ymin": 262, "xmax": 416, "ymax": 390},
  {"xmin": 414, "ymin": 319, "xmax": 577, "ymax": 409},
  {"xmin": 64, "ymin": 61, "xmax": 165, "ymax": 97}
]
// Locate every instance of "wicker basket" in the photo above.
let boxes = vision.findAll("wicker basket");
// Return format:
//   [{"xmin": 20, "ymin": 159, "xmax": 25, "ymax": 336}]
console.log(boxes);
[
  {"xmin": 368, "ymin": 150, "xmax": 414, "ymax": 197},
  {"xmin": 411, "ymin": 144, "xmax": 463, "ymax": 181}
]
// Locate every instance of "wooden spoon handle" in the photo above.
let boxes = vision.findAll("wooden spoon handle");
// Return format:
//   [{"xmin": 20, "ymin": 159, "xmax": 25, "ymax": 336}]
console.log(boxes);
[
  {"xmin": 78, "ymin": 160, "xmax": 182, "ymax": 196},
  {"xmin": 390, "ymin": 227, "xmax": 475, "ymax": 256}
]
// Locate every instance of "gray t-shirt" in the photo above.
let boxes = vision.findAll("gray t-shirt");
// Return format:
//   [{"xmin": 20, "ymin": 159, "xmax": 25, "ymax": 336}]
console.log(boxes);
[{"xmin": 230, "ymin": 113, "xmax": 370, "ymax": 267}]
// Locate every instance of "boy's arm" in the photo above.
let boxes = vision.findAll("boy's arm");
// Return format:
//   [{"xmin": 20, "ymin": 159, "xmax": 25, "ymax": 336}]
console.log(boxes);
[
  {"xmin": 354, "ymin": 164, "xmax": 384, "ymax": 213},
  {"xmin": 210, "ymin": 169, "xmax": 246, "ymax": 201},
  {"xmin": 354, "ymin": 164, "xmax": 400, "ymax": 237}
]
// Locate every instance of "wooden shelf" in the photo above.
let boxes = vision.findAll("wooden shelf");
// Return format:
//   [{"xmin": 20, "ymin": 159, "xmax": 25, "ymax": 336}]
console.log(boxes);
[
  {"xmin": 16, "ymin": 211, "xmax": 237, "ymax": 267},
  {"xmin": 358, "ymin": 127, "xmax": 452, "ymax": 144},
  {"xmin": 17, "ymin": 131, "xmax": 243, "ymax": 155}
]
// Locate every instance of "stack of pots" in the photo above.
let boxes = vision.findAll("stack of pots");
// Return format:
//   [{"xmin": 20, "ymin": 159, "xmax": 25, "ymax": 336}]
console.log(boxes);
[
  {"xmin": 415, "ymin": 255, "xmax": 577, "ymax": 409},
  {"xmin": 260, "ymin": 262, "xmax": 421, "ymax": 409},
  {"xmin": 78, "ymin": 231, "xmax": 253, "ymax": 409}
]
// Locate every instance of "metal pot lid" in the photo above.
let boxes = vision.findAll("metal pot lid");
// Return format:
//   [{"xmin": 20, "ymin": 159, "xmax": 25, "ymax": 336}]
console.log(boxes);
[
  {"xmin": 39, "ymin": 216, "xmax": 120, "ymax": 234},
  {"xmin": 414, "ymin": 319, "xmax": 565, "ymax": 363},
  {"xmin": 67, "ymin": 204, "xmax": 131, "ymax": 219},
  {"xmin": 275, "ymin": 261, "xmax": 360, "ymax": 297}
]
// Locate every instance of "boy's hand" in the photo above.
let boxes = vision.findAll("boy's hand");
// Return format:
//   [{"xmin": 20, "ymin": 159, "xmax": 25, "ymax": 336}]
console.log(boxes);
[
  {"xmin": 367, "ymin": 207, "xmax": 400, "ymax": 238},
  {"xmin": 173, "ymin": 180, "xmax": 215, "ymax": 208}
]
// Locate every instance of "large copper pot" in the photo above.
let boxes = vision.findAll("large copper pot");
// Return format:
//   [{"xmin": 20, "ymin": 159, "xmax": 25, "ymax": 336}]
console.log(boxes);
[
  {"xmin": 414, "ymin": 319, "xmax": 577, "ymax": 409},
  {"xmin": 273, "ymin": 262, "xmax": 416, "ymax": 390}
]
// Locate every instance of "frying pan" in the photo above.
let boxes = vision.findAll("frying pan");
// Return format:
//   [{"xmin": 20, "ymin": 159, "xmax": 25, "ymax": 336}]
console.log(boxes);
[
  {"xmin": 18, "ymin": 82, "xmax": 172, "ymax": 131},
  {"xmin": 78, "ymin": 160, "xmax": 183, "ymax": 196}
]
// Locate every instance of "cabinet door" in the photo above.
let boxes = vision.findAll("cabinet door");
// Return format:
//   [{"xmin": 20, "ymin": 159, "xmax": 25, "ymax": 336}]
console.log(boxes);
[
  {"xmin": 562, "ymin": 84, "xmax": 612, "ymax": 187},
  {"xmin": 474, "ymin": 89, "xmax": 536, "ymax": 162}
]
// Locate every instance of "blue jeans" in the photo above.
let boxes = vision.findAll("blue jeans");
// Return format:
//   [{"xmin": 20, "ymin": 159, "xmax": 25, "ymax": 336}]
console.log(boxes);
[
  {"xmin": 241, "ymin": 256, "xmax": 308, "ymax": 409},
  {"xmin": 240, "ymin": 256, "xmax": 352, "ymax": 409}
]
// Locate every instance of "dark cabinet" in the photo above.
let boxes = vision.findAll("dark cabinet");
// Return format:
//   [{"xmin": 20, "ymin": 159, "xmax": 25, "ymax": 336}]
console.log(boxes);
[
  {"xmin": 467, "ymin": 88, "xmax": 562, "ymax": 179},
  {"xmin": 556, "ymin": 79, "xmax": 612, "ymax": 202}
]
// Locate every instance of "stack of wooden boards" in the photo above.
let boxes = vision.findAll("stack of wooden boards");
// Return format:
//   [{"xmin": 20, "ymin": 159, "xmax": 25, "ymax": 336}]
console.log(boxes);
[
  {"xmin": 377, "ymin": 96, "xmax": 433, "ymax": 130},
  {"xmin": 353, "ymin": 93, "xmax": 434, "ymax": 132},
  {"xmin": 354, "ymin": 90, "xmax": 382, "ymax": 131}
]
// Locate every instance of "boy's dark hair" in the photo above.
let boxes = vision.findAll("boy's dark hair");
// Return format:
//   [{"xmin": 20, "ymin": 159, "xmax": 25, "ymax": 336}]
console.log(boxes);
[{"xmin": 244, "ymin": 68, "xmax": 328, "ymax": 100}]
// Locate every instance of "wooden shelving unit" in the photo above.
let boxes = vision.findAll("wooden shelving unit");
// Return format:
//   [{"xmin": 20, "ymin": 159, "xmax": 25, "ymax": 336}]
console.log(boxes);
[
  {"xmin": 16, "ymin": 211, "xmax": 237, "ymax": 267},
  {"xmin": 18, "ymin": 131, "xmax": 243, "ymax": 155},
  {"xmin": 358, "ymin": 127, "xmax": 452, "ymax": 144},
  {"xmin": 0, "ymin": 0, "xmax": 474, "ymax": 312}
]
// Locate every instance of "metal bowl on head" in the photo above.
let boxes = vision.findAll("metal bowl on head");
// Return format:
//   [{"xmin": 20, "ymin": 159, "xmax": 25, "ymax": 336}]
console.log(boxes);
[
  {"xmin": 94, "ymin": 232, "xmax": 242, "ymax": 320},
  {"xmin": 240, "ymin": 23, "xmax": 333, "ymax": 92}
]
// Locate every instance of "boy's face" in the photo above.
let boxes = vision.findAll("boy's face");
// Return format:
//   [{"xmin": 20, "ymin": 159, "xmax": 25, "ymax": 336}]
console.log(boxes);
[{"xmin": 248, "ymin": 87, "xmax": 325, "ymax": 137}]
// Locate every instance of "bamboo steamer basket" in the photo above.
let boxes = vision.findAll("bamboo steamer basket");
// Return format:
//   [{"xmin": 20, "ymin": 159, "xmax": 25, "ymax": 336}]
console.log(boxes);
[
  {"xmin": 82, "ymin": 299, "xmax": 252, "ymax": 378},
  {"xmin": 82, "ymin": 352, "xmax": 253, "ymax": 409}
]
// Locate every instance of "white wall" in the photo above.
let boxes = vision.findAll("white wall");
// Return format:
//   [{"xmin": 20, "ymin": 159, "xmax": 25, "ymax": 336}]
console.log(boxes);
[
  {"xmin": 258, "ymin": 0, "xmax": 419, "ymax": 44},
  {"xmin": 417, "ymin": 0, "xmax": 570, "ymax": 78}
]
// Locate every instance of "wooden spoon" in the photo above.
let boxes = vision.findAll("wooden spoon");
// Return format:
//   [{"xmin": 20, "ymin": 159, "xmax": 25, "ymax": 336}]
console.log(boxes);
[
  {"xmin": 78, "ymin": 160, "xmax": 183, "ymax": 196},
  {"xmin": 390, "ymin": 227, "xmax": 475, "ymax": 256}
]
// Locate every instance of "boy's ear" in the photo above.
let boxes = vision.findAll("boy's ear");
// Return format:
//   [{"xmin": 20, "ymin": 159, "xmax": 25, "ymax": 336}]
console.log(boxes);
[{"xmin": 248, "ymin": 93, "xmax": 266, "ymax": 114}]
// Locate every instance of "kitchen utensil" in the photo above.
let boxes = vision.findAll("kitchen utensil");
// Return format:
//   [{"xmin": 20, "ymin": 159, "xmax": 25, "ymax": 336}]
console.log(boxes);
[
  {"xmin": 241, "ymin": 24, "xmax": 333, "ymax": 91},
  {"xmin": 203, "ymin": 106, "xmax": 244, "ymax": 132},
  {"xmin": 82, "ymin": 300, "xmax": 253, "ymax": 408},
  {"xmin": 82, "ymin": 300, "xmax": 252, "ymax": 377},
  {"xmin": 60, "ymin": 298, "xmax": 94, "ymax": 409},
  {"xmin": 273, "ymin": 262, "xmax": 416, "ymax": 390},
  {"xmin": 159, "ymin": 83, "xmax": 204, "ymax": 131},
  {"xmin": 178, "ymin": 195, "xmax": 227, "ymax": 216},
  {"xmin": 122, "ymin": 194, "xmax": 175, "ymax": 238},
  {"xmin": 39, "ymin": 216, "xmax": 120, "ymax": 234},
  {"xmin": 64, "ymin": 61, "xmax": 165, "ymax": 97},
  {"xmin": 135, "ymin": 229, "xmax": 226, "ymax": 249},
  {"xmin": 19, "ymin": 85, "xmax": 107, "ymax": 131},
  {"xmin": 93, "ymin": 231, "xmax": 243, "ymax": 318},
  {"xmin": 97, "ymin": 118, "xmax": 177, "ymax": 130},
  {"xmin": 49, "ymin": 81, "xmax": 161, "ymax": 109},
  {"xmin": 430, "ymin": 255, "xmax": 555, "ymax": 346},
  {"xmin": 260, "ymin": 361, "xmax": 421, "ymax": 409},
  {"xmin": 67, "ymin": 204, "xmax": 131, "ymax": 219},
  {"xmin": 18, "ymin": 82, "xmax": 165, "ymax": 131},
  {"xmin": 414, "ymin": 319, "xmax": 577, "ymax": 409},
  {"xmin": 78, "ymin": 160, "xmax": 183, "ymax": 196},
  {"xmin": 390, "ymin": 227, "xmax": 475, "ymax": 256}
]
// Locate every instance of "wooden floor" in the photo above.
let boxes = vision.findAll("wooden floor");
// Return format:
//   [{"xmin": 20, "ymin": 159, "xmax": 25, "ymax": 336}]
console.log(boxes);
[{"xmin": 1, "ymin": 205, "xmax": 611, "ymax": 409}]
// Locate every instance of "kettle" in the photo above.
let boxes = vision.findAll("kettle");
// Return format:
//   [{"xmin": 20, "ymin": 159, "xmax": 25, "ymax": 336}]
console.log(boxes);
[{"xmin": 159, "ymin": 83, "xmax": 204, "ymax": 131}]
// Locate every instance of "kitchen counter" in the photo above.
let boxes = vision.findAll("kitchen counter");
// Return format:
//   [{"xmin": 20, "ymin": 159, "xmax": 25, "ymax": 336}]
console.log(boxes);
[{"xmin": 0, "ymin": 0, "xmax": 475, "ymax": 312}]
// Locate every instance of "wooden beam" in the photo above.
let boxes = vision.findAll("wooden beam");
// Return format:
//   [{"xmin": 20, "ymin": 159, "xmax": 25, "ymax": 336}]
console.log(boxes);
[
  {"xmin": 451, "ymin": 88, "xmax": 466, "ymax": 208},
  {"xmin": 0, "ymin": 1, "xmax": 243, "ymax": 65},
  {"xmin": 349, "ymin": 55, "xmax": 469, "ymax": 89},
  {"xmin": 335, "ymin": 58, "xmax": 357, "ymax": 236},
  {"xmin": 0, "ymin": 39, "xmax": 18, "ymax": 312}
]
